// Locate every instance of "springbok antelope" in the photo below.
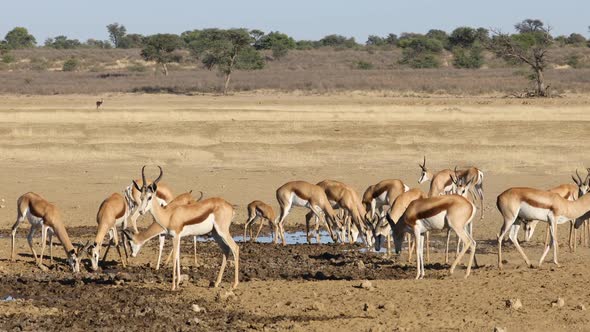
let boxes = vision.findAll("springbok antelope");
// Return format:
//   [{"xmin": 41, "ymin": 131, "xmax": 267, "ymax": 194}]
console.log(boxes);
[
  {"xmin": 128, "ymin": 166, "xmax": 175, "ymax": 233},
  {"xmin": 243, "ymin": 200, "xmax": 276, "ymax": 243},
  {"xmin": 275, "ymin": 181, "xmax": 340, "ymax": 246},
  {"xmin": 10, "ymin": 192, "xmax": 82, "ymax": 272},
  {"xmin": 304, "ymin": 180, "xmax": 371, "ymax": 245},
  {"xmin": 496, "ymin": 187, "xmax": 590, "ymax": 269},
  {"xmin": 446, "ymin": 168, "xmax": 479, "ymax": 264},
  {"xmin": 96, "ymin": 98, "xmax": 104, "ymax": 110},
  {"xmin": 119, "ymin": 191, "xmax": 201, "ymax": 271},
  {"xmin": 523, "ymin": 170, "xmax": 590, "ymax": 251},
  {"xmin": 418, "ymin": 156, "xmax": 484, "ymax": 219},
  {"xmin": 155, "ymin": 191, "xmax": 203, "ymax": 270},
  {"xmin": 124, "ymin": 166, "xmax": 239, "ymax": 290},
  {"xmin": 375, "ymin": 188, "xmax": 428, "ymax": 259},
  {"xmin": 87, "ymin": 192, "xmax": 134, "ymax": 271},
  {"xmin": 393, "ymin": 195, "xmax": 477, "ymax": 279},
  {"xmin": 362, "ymin": 179, "xmax": 410, "ymax": 221}
]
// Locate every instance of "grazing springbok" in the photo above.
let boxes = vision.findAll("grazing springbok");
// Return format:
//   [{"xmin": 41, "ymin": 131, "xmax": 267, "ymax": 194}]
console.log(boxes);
[
  {"xmin": 275, "ymin": 181, "xmax": 340, "ymax": 246},
  {"xmin": 523, "ymin": 170, "xmax": 590, "ymax": 251},
  {"xmin": 243, "ymin": 200, "xmax": 276, "ymax": 243},
  {"xmin": 127, "ymin": 166, "xmax": 175, "ymax": 233},
  {"xmin": 393, "ymin": 195, "xmax": 477, "ymax": 279},
  {"xmin": 362, "ymin": 179, "xmax": 410, "ymax": 221},
  {"xmin": 11, "ymin": 192, "xmax": 82, "ymax": 272},
  {"xmin": 86, "ymin": 191, "xmax": 134, "ymax": 271},
  {"xmin": 496, "ymin": 187, "xmax": 590, "ymax": 269},
  {"xmin": 124, "ymin": 166, "xmax": 239, "ymax": 290},
  {"xmin": 375, "ymin": 188, "xmax": 428, "ymax": 259},
  {"xmin": 304, "ymin": 180, "xmax": 371, "ymax": 245}
]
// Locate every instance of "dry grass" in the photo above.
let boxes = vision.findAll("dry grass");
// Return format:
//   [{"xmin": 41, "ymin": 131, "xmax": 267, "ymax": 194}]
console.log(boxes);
[{"xmin": 1, "ymin": 47, "xmax": 589, "ymax": 95}]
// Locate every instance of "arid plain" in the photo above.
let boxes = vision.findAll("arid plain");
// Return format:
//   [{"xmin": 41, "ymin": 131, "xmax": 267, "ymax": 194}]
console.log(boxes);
[{"xmin": 1, "ymin": 93, "xmax": 590, "ymax": 331}]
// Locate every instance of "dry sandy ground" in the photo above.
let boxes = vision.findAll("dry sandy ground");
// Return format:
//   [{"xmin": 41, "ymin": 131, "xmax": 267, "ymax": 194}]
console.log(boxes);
[{"xmin": 1, "ymin": 93, "xmax": 590, "ymax": 331}]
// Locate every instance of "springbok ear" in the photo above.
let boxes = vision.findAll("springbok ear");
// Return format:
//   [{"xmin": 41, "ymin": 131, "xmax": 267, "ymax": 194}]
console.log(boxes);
[
  {"xmin": 149, "ymin": 183, "xmax": 158, "ymax": 193},
  {"xmin": 81, "ymin": 240, "xmax": 92, "ymax": 252},
  {"xmin": 449, "ymin": 174, "xmax": 457, "ymax": 185},
  {"xmin": 132, "ymin": 180, "xmax": 142, "ymax": 191}
]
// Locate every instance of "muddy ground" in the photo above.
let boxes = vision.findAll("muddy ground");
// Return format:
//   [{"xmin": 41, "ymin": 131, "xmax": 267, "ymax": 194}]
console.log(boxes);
[{"xmin": 1, "ymin": 93, "xmax": 590, "ymax": 331}]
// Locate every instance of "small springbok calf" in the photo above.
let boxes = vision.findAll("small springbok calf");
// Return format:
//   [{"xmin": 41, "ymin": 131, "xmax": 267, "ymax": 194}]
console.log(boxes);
[{"xmin": 243, "ymin": 200, "xmax": 276, "ymax": 242}]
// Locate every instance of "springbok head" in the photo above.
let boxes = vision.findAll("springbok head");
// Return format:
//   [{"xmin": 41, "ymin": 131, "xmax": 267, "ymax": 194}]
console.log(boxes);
[
  {"xmin": 68, "ymin": 240, "xmax": 88, "ymax": 273},
  {"xmin": 418, "ymin": 156, "xmax": 430, "ymax": 184},
  {"xmin": 132, "ymin": 165, "xmax": 164, "ymax": 215},
  {"xmin": 450, "ymin": 166, "xmax": 472, "ymax": 197},
  {"xmin": 572, "ymin": 169, "xmax": 590, "ymax": 197}
]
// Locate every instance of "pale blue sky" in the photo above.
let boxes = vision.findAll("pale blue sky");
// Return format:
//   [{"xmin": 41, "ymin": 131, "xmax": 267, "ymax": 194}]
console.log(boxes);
[{"xmin": 1, "ymin": 0, "xmax": 588, "ymax": 43}]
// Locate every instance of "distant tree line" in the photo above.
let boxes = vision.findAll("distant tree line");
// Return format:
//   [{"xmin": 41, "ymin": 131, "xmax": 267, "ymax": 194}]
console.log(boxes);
[{"xmin": 1, "ymin": 21, "xmax": 589, "ymax": 95}]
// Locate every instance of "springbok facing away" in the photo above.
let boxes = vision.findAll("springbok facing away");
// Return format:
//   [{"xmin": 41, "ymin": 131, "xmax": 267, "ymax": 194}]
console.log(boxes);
[
  {"xmin": 275, "ymin": 181, "xmax": 341, "ymax": 246},
  {"xmin": 243, "ymin": 200, "xmax": 276, "ymax": 243},
  {"xmin": 124, "ymin": 166, "xmax": 239, "ymax": 291},
  {"xmin": 86, "ymin": 192, "xmax": 133, "ymax": 271},
  {"xmin": 304, "ymin": 180, "xmax": 372, "ymax": 246},
  {"xmin": 11, "ymin": 192, "xmax": 82, "ymax": 272},
  {"xmin": 393, "ymin": 195, "xmax": 477, "ymax": 279},
  {"xmin": 523, "ymin": 170, "xmax": 590, "ymax": 251},
  {"xmin": 362, "ymin": 179, "xmax": 410, "ymax": 221},
  {"xmin": 496, "ymin": 187, "xmax": 590, "ymax": 269},
  {"xmin": 96, "ymin": 98, "xmax": 104, "ymax": 110}
]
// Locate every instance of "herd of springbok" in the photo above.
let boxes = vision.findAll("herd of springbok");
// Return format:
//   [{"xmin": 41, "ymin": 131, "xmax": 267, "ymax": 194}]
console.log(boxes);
[{"xmin": 9, "ymin": 158, "xmax": 590, "ymax": 290}]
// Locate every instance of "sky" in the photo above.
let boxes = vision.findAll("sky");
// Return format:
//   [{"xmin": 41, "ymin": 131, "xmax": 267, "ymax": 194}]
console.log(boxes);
[{"xmin": 1, "ymin": 0, "xmax": 588, "ymax": 43}]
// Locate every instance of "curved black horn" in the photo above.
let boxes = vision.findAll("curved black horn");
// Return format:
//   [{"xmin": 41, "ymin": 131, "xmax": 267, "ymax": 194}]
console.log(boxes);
[
  {"xmin": 576, "ymin": 169, "xmax": 583, "ymax": 184},
  {"xmin": 153, "ymin": 166, "xmax": 163, "ymax": 185},
  {"xmin": 122, "ymin": 229, "xmax": 132, "ymax": 240},
  {"xmin": 419, "ymin": 155, "xmax": 426, "ymax": 169},
  {"xmin": 196, "ymin": 191, "xmax": 204, "ymax": 201},
  {"xmin": 141, "ymin": 165, "xmax": 147, "ymax": 187}
]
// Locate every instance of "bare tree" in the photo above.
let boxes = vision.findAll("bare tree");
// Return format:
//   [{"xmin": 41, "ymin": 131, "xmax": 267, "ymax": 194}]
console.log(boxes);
[{"xmin": 488, "ymin": 20, "xmax": 553, "ymax": 97}]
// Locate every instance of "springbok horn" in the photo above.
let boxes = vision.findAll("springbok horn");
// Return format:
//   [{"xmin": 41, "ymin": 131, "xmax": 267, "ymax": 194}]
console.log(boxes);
[
  {"xmin": 153, "ymin": 166, "xmax": 163, "ymax": 185},
  {"xmin": 141, "ymin": 165, "xmax": 147, "ymax": 187},
  {"xmin": 196, "ymin": 191, "xmax": 204, "ymax": 201},
  {"xmin": 419, "ymin": 155, "xmax": 426, "ymax": 169},
  {"xmin": 122, "ymin": 229, "xmax": 132, "ymax": 240},
  {"xmin": 576, "ymin": 169, "xmax": 583, "ymax": 184},
  {"xmin": 573, "ymin": 175, "xmax": 580, "ymax": 186}
]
